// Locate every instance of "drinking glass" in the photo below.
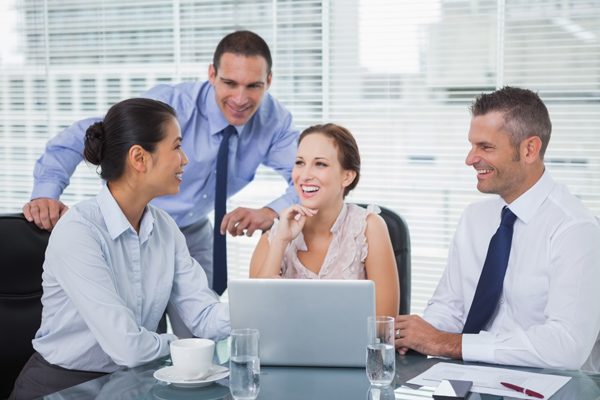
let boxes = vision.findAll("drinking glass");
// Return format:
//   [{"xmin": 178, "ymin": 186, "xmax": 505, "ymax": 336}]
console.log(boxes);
[
  {"xmin": 229, "ymin": 328, "xmax": 260, "ymax": 400},
  {"xmin": 366, "ymin": 316, "xmax": 396, "ymax": 385},
  {"xmin": 367, "ymin": 384, "xmax": 396, "ymax": 400}
]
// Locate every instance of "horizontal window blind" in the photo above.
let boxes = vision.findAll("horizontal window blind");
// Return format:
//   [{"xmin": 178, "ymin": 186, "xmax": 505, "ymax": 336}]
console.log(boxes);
[
  {"xmin": 325, "ymin": 0, "xmax": 600, "ymax": 314},
  {"xmin": 1, "ymin": 0, "xmax": 598, "ymax": 315}
]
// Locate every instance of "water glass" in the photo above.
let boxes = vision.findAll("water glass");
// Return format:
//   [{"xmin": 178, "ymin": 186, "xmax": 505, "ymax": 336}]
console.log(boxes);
[
  {"xmin": 366, "ymin": 316, "xmax": 395, "ymax": 385},
  {"xmin": 230, "ymin": 328, "xmax": 260, "ymax": 400},
  {"xmin": 367, "ymin": 384, "xmax": 396, "ymax": 400}
]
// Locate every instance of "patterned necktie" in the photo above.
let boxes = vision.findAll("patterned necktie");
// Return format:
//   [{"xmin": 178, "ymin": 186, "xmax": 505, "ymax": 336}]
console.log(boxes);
[
  {"xmin": 212, "ymin": 125, "xmax": 236, "ymax": 295},
  {"xmin": 462, "ymin": 206, "xmax": 517, "ymax": 334}
]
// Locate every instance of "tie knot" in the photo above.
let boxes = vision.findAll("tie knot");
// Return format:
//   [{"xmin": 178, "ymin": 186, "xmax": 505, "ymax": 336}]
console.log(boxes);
[
  {"xmin": 223, "ymin": 125, "xmax": 237, "ymax": 138},
  {"xmin": 501, "ymin": 206, "xmax": 517, "ymax": 228}
]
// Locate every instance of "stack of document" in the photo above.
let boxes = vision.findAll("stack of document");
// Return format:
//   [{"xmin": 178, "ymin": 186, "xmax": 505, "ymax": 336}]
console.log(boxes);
[{"xmin": 408, "ymin": 363, "xmax": 571, "ymax": 399}]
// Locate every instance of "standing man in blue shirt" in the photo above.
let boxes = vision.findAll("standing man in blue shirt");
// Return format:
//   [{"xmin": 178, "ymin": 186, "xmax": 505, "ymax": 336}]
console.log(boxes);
[{"xmin": 22, "ymin": 30, "xmax": 300, "ymax": 335}]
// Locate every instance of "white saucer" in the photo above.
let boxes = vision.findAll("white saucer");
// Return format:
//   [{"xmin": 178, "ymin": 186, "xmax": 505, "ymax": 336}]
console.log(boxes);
[{"xmin": 153, "ymin": 365, "xmax": 230, "ymax": 388}]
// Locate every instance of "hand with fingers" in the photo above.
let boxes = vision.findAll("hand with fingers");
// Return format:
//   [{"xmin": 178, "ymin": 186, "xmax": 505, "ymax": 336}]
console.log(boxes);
[
  {"xmin": 272, "ymin": 204, "xmax": 318, "ymax": 244},
  {"xmin": 220, "ymin": 207, "xmax": 278, "ymax": 237},
  {"xmin": 22, "ymin": 197, "xmax": 69, "ymax": 231},
  {"xmin": 248, "ymin": 204, "xmax": 318, "ymax": 279},
  {"xmin": 394, "ymin": 315, "xmax": 462, "ymax": 359}
]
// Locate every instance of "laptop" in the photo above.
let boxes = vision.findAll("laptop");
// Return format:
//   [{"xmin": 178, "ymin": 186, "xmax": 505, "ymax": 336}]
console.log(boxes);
[{"xmin": 228, "ymin": 278, "xmax": 376, "ymax": 367}]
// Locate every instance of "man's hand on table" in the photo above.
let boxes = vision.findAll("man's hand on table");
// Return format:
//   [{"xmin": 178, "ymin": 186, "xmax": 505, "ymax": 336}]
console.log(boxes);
[
  {"xmin": 395, "ymin": 315, "xmax": 462, "ymax": 360},
  {"xmin": 23, "ymin": 197, "xmax": 69, "ymax": 231},
  {"xmin": 221, "ymin": 207, "xmax": 278, "ymax": 237}
]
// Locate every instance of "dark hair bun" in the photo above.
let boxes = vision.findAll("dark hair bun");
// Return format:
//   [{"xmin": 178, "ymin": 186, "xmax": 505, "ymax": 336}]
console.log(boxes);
[
  {"xmin": 83, "ymin": 121, "xmax": 105, "ymax": 165},
  {"xmin": 82, "ymin": 98, "xmax": 176, "ymax": 182}
]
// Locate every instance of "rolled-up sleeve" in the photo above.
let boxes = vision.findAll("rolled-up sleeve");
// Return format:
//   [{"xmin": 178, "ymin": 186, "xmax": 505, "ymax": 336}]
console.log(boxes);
[
  {"xmin": 423, "ymin": 215, "xmax": 469, "ymax": 335},
  {"xmin": 263, "ymin": 110, "xmax": 300, "ymax": 214},
  {"xmin": 32, "ymin": 117, "xmax": 102, "ymax": 200},
  {"xmin": 169, "ymin": 224, "xmax": 231, "ymax": 341}
]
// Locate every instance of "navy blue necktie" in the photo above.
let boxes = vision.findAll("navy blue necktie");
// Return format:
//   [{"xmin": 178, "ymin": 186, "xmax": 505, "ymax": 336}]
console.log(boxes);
[
  {"xmin": 213, "ymin": 125, "xmax": 236, "ymax": 295},
  {"xmin": 462, "ymin": 207, "xmax": 517, "ymax": 334}
]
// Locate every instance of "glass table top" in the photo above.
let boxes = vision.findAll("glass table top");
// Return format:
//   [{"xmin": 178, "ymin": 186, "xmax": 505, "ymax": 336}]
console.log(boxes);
[{"xmin": 37, "ymin": 343, "xmax": 600, "ymax": 400}]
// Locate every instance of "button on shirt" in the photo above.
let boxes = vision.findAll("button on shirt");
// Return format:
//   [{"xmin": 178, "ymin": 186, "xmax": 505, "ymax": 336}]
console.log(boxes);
[
  {"xmin": 31, "ymin": 81, "xmax": 300, "ymax": 227},
  {"xmin": 423, "ymin": 171, "xmax": 600, "ymax": 370},
  {"xmin": 33, "ymin": 185, "xmax": 230, "ymax": 372}
]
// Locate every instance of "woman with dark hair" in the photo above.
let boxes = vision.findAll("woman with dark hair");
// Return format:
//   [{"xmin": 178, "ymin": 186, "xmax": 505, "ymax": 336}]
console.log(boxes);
[
  {"xmin": 10, "ymin": 98, "xmax": 229, "ymax": 400},
  {"xmin": 249, "ymin": 123, "xmax": 399, "ymax": 317}
]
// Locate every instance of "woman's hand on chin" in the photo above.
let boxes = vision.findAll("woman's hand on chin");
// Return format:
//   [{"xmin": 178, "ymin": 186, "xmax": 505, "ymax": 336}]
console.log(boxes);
[{"xmin": 275, "ymin": 204, "xmax": 318, "ymax": 243}]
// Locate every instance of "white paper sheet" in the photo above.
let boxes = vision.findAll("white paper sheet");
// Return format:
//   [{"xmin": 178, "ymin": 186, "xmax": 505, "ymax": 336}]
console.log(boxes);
[{"xmin": 407, "ymin": 363, "xmax": 571, "ymax": 399}]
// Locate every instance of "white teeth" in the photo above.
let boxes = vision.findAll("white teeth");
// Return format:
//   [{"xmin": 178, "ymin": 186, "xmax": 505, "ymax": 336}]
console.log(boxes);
[
  {"xmin": 175, "ymin": 173, "xmax": 182, "ymax": 179},
  {"xmin": 477, "ymin": 169, "xmax": 492, "ymax": 174},
  {"xmin": 302, "ymin": 185, "xmax": 319, "ymax": 193}
]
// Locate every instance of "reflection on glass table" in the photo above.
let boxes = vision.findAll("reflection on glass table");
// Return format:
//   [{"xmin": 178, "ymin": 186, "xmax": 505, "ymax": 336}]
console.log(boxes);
[{"xmin": 37, "ymin": 341, "xmax": 600, "ymax": 400}]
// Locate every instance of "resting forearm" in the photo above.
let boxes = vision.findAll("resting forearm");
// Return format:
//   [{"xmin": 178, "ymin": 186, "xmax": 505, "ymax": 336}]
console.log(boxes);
[
  {"xmin": 433, "ymin": 332, "xmax": 463, "ymax": 360},
  {"xmin": 255, "ymin": 237, "xmax": 288, "ymax": 278}
]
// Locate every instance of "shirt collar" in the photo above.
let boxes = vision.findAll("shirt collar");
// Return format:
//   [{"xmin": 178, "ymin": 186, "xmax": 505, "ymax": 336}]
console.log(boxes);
[
  {"xmin": 506, "ymin": 169, "xmax": 555, "ymax": 224},
  {"xmin": 138, "ymin": 208, "xmax": 155, "ymax": 244},
  {"xmin": 96, "ymin": 185, "xmax": 155, "ymax": 242},
  {"xmin": 205, "ymin": 85, "xmax": 246, "ymax": 136}
]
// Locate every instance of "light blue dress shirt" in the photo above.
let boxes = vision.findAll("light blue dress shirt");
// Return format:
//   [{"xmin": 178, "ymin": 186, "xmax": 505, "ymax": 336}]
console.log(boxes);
[
  {"xmin": 32, "ymin": 81, "xmax": 300, "ymax": 227},
  {"xmin": 33, "ymin": 185, "xmax": 230, "ymax": 373}
]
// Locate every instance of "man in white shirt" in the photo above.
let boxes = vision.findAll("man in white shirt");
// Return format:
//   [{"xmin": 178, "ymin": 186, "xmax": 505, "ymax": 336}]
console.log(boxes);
[{"xmin": 394, "ymin": 86, "xmax": 600, "ymax": 370}]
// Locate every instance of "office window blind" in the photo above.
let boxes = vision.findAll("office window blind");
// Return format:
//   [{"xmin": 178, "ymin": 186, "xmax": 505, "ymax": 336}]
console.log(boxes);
[
  {"xmin": 328, "ymin": 0, "xmax": 600, "ymax": 314},
  {"xmin": 1, "ymin": 0, "xmax": 598, "ymax": 314}
]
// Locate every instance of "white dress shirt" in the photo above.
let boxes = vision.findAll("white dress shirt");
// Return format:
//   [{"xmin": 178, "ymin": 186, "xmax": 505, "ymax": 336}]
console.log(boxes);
[
  {"xmin": 423, "ymin": 171, "xmax": 600, "ymax": 370},
  {"xmin": 33, "ymin": 185, "xmax": 230, "ymax": 372}
]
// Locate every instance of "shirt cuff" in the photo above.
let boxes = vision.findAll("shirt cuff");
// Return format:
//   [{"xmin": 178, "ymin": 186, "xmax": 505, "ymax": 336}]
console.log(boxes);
[
  {"xmin": 208, "ymin": 302, "xmax": 231, "ymax": 342},
  {"xmin": 219, "ymin": 314, "xmax": 231, "ymax": 339},
  {"xmin": 163, "ymin": 333, "xmax": 179, "ymax": 344},
  {"xmin": 31, "ymin": 181, "xmax": 64, "ymax": 201},
  {"xmin": 265, "ymin": 197, "xmax": 291, "ymax": 216},
  {"xmin": 462, "ymin": 331, "xmax": 496, "ymax": 364}
]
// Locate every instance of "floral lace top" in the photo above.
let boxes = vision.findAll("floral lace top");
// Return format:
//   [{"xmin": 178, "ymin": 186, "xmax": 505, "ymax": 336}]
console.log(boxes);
[{"xmin": 268, "ymin": 203, "xmax": 380, "ymax": 279}]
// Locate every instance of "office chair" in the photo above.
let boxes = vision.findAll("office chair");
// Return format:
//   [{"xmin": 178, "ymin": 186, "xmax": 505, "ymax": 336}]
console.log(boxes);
[
  {"xmin": 356, "ymin": 204, "xmax": 411, "ymax": 315},
  {"xmin": 0, "ymin": 214, "xmax": 50, "ymax": 400}
]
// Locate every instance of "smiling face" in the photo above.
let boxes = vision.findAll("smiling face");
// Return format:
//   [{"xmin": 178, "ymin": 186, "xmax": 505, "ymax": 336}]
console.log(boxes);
[
  {"xmin": 465, "ymin": 111, "xmax": 530, "ymax": 203},
  {"xmin": 146, "ymin": 117, "xmax": 188, "ymax": 197},
  {"xmin": 208, "ymin": 52, "xmax": 272, "ymax": 127},
  {"xmin": 292, "ymin": 133, "xmax": 356, "ymax": 210}
]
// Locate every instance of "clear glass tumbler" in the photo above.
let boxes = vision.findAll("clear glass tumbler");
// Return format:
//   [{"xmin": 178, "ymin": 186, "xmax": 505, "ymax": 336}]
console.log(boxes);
[
  {"xmin": 229, "ymin": 328, "xmax": 260, "ymax": 400},
  {"xmin": 366, "ymin": 316, "xmax": 396, "ymax": 386},
  {"xmin": 367, "ymin": 384, "xmax": 396, "ymax": 400}
]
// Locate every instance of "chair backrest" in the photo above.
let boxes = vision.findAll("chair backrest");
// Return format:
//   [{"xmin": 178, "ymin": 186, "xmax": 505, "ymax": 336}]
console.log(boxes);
[
  {"xmin": 356, "ymin": 204, "xmax": 411, "ymax": 315},
  {"xmin": 0, "ymin": 214, "xmax": 50, "ymax": 400}
]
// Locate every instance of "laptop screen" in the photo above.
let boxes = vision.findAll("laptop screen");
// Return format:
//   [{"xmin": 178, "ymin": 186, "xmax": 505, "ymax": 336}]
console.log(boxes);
[{"xmin": 228, "ymin": 279, "xmax": 376, "ymax": 367}]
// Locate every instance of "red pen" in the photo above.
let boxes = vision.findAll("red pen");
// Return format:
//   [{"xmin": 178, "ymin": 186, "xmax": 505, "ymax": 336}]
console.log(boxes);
[{"xmin": 501, "ymin": 382, "xmax": 544, "ymax": 399}]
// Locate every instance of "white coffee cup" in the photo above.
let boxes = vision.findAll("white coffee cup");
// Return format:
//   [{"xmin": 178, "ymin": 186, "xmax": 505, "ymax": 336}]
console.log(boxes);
[{"xmin": 170, "ymin": 338, "xmax": 215, "ymax": 380}]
